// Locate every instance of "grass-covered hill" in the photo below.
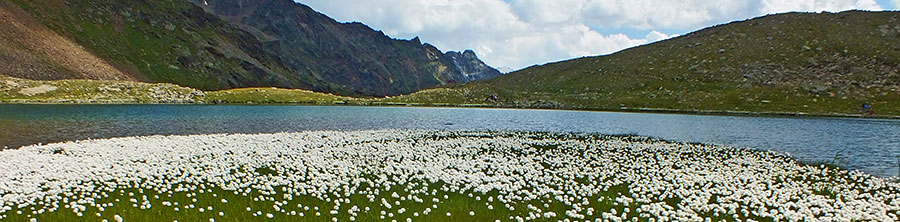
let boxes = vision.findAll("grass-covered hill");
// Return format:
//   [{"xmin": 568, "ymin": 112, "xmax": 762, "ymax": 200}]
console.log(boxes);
[
  {"xmin": 389, "ymin": 11, "xmax": 900, "ymax": 117},
  {"xmin": 0, "ymin": 75, "xmax": 357, "ymax": 105},
  {"xmin": 0, "ymin": 1, "xmax": 140, "ymax": 82},
  {"xmin": 0, "ymin": 0, "xmax": 499, "ymax": 97}
]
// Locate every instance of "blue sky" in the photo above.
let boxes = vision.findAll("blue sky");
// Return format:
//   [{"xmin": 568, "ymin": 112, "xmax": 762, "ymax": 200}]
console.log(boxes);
[{"xmin": 298, "ymin": 0, "xmax": 899, "ymax": 71}]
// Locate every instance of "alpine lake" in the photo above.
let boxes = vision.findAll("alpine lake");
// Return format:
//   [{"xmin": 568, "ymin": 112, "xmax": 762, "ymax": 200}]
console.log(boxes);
[{"xmin": 1, "ymin": 105, "xmax": 899, "ymax": 221}]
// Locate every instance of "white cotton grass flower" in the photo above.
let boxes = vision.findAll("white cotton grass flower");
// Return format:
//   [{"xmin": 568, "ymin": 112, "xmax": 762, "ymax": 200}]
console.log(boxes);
[{"xmin": 0, "ymin": 130, "xmax": 897, "ymax": 221}]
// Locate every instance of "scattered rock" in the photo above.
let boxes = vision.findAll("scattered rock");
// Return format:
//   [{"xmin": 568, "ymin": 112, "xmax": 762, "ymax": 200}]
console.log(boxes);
[
  {"xmin": 810, "ymin": 85, "xmax": 829, "ymax": 94},
  {"xmin": 99, "ymin": 86, "xmax": 122, "ymax": 92},
  {"xmin": 5, "ymin": 81, "xmax": 19, "ymax": 88}
]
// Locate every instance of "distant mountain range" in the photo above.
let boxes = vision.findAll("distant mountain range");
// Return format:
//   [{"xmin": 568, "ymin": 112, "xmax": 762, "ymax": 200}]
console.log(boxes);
[
  {"xmin": 392, "ymin": 11, "xmax": 900, "ymax": 117},
  {"xmin": 0, "ymin": 0, "xmax": 500, "ymax": 97}
]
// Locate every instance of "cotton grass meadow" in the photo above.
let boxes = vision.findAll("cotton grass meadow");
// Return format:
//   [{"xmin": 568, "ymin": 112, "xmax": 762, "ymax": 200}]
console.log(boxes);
[{"xmin": 0, "ymin": 130, "xmax": 898, "ymax": 221}]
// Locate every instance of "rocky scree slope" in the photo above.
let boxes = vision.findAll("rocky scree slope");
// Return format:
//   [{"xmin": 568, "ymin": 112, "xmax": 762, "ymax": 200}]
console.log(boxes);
[
  {"xmin": 2, "ymin": 0, "xmax": 500, "ymax": 97},
  {"xmin": 0, "ymin": 1, "xmax": 140, "ymax": 82}
]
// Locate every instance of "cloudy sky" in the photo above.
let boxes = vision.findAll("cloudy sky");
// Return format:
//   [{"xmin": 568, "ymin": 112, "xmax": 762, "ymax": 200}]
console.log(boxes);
[{"xmin": 297, "ymin": 0, "xmax": 899, "ymax": 72}]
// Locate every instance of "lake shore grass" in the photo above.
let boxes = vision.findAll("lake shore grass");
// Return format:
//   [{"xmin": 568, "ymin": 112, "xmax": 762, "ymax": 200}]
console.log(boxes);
[
  {"xmin": 2, "ymin": 76, "xmax": 899, "ymax": 119},
  {"xmin": 1, "ymin": 131, "xmax": 899, "ymax": 221}
]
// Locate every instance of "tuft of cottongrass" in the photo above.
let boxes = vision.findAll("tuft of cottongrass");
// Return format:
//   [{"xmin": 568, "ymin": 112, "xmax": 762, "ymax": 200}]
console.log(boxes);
[{"xmin": 0, "ymin": 130, "xmax": 897, "ymax": 221}]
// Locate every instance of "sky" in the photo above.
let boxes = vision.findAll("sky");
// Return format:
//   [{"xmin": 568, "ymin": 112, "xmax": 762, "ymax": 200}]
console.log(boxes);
[{"xmin": 296, "ymin": 0, "xmax": 899, "ymax": 72}]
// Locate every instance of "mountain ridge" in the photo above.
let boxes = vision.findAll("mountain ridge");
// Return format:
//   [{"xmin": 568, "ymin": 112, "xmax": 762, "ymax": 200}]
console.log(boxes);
[
  {"xmin": 0, "ymin": 0, "xmax": 500, "ymax": 97},
  {"xmin": 389, "ymin": 10, "xmax": 900, "ymax": 116}
]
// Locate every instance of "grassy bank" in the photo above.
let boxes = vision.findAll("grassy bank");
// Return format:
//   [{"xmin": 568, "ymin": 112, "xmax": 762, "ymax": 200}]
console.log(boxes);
[
  {"xmin": 0, "ymin": 76, "xmax": 362, "ymax": 105},
  {"xmin": 380, "ymin": 84, "xmax": 900, "ymax": 119},
  {"xmin": 2, "ymin": 75, "xmax": 899, "ymax": 119}
]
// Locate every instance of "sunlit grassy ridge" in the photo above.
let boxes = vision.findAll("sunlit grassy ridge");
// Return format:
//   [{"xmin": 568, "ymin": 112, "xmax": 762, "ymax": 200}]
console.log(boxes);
[
  {"xmin": 0, "ymin": 75, "xmax": 203, "ymax": 103},
  {"xmin": 386, "ymin": 11, "xmax": 900, "ymax": 117},
  {"xmin": 0, "ymin": 76, "xmax": 360, "ymax": 105},
  {"xmin": 4, "ymin": 73, "xmax": 900, "ymax": 119},
  {"xmin": 1, "ymin": 131, "xmax": 898, "ymax": 221},
  {"xmin": 204, "ymin": 88, "xmax": 356, "ymax": 105}
]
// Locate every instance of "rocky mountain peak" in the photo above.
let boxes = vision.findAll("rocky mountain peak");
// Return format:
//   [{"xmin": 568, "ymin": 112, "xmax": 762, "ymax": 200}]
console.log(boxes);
[{"xmin": 445, "ymin": 50, "xmax": 502, "ymax": 82}]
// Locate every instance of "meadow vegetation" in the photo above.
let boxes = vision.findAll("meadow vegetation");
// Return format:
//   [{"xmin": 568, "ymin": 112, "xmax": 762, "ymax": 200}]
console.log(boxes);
[{"xmin": 0, "ymin": 131, "xmax": 898, "ymax": 221}]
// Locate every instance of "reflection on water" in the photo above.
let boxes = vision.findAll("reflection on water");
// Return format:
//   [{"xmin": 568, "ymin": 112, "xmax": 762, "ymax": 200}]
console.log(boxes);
[{"xmin": 2, "ymin": 104, "xmax": 900, "ymax": 177}]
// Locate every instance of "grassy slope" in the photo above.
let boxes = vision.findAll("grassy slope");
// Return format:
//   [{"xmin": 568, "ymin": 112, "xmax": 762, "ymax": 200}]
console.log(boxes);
[
  {"xmin": 204, "ymin": 88, "xmax": 357, "ymax": 105},
  {"xmin": 0, "ymin": 1, "xmax": 138, "ymax": 82},
  {"xmin": 3, "ymin": 0, "xmax": 500, "ymax": 97},
  {"xmin": 387, "ymin": 11, "xmax": 900, "ymax": 117},
  {"xmin": 6, "ymin": 0, "xmax": 306, "ymax": 91},
  {"xmin": 0, "ymin": 76, "xmax": 356, "ymax": 105},
  {"xmin": 2, "ymin": 72, "xmax": 899, "ymax": 118},
  {"xmin": 0, "ymin": 76, "xmax": 202, "ymax": 104}
]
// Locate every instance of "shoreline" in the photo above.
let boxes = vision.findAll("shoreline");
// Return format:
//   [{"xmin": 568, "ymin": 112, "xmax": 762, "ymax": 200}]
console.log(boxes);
[
  {"xmin": 3, "ymin": 100, "xmax": 898, "ymax": 120},
  {"xmin": 3, "ymin": 76, "xmax": 897, "ymax": 120},
  {"xmin": 2, "ymin": 116, "xmax": 895, "ymax": 178}
]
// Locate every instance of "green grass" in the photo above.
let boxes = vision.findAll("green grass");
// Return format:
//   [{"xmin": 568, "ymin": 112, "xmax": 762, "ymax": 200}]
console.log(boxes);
[
  {"xmin": 2, "ymin": 182, "xmax": 555, "ymax": 221},
  {"xmin": 1, "ymin": 149, "xmax": 891, "ymax": 221},
  {"xmin": 382, "ymin": 83, "xmax": 900, "ymax": 118},
  {"xmin": 0, "ymin": 76, "xmax": 201, "ymax": 104},
  {"xmin": 4, "ymin": 74, "xmax": 900, "ymax": 119},
  {"xmin": 0, "ymin": 76, "xmax": 357, "ymax": 105},
  {"xmin": 0, "ymin": 173, "xmax": 819, "ymax": 222},
  {"xmin": 8, "ymin": 0, "xmax": 287, "ymax": 91},
  {"xmin": 202, "ymin": 88, "xmax": 359, "ymax": 105}
]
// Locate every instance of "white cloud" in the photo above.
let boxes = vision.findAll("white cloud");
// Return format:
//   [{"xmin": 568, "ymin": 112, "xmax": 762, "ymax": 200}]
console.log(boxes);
[
  {"xmin": 297, "ymin": 0, "xmax": 888, "ymax": 71},
  {"xmin": 893, "ymin": 0, "xmax": 900, "ymax": 8},
  {"xmin": 508, "ymin": 0, "xmax": 587, "ymax": 25},
  {"xmin": 579, "ymin": 0, "xmax": 759, "ymax": 30},
  {"xmin": 298, "ymin": 0, "xmax": 665, "ymax": 70},
  {"xmin": 645, "ymin": 31, "xmax": 678, "ymax": 42}
]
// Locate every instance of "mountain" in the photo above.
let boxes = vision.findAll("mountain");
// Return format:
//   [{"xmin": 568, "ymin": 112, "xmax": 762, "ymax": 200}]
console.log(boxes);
[
  {"xmin": 390, "ymin": 11, "xmax": 900, "ymax": 117},
  {"xmin": 444, "ymin": 50, "xmax": 503, "ymax": 83},
  {"xmin": 0, "ymin": 0, "xmax": 500, "ymax": 97},
  {"xmin": 0, "ymin": 1, "xmax": 141, "ymax": 82}
]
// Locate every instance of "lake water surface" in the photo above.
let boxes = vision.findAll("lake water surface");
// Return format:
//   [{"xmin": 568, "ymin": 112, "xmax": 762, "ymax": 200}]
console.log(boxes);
[{"xmin": 2, "ymin": 104, "xmax": 899, "ymax": 177}]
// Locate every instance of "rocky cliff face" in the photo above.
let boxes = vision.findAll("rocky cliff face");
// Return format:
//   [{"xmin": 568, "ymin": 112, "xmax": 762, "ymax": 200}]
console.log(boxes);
[{"xmin": 3, "ymin": 0, "xmax": 500, "ymax": 97}]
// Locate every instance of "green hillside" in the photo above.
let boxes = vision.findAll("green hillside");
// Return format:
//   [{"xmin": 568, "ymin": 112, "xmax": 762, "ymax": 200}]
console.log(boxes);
[
  {"xmin": 0, "ymin": 75, "xmax": 357, "ymax": 105},
  {"xmin": 388, "ymin": 11, "xmax": 900, "ymax": 117},
  {"xmin": 1, "ymin": 0, "xmax": 499, "ymax": 97}
]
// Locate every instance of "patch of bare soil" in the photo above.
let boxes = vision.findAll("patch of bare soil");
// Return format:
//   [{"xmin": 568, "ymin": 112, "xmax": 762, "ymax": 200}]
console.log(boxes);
[
  {"xmin": 0, "ymin": 2, "xmax": 137, "ymax": 81},
  {"xmin": 18, "ymin": 84, "xmax": 57, "ymax": 96}
]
